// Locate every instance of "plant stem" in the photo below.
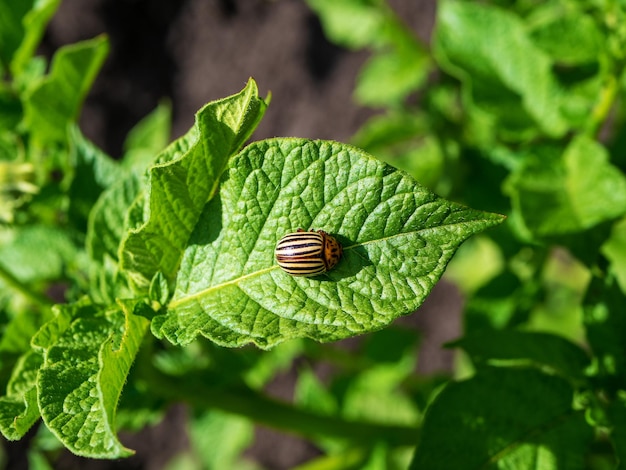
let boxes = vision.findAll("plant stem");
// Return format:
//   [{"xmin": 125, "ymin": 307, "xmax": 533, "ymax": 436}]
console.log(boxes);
[
  {"xmin": 145, "ymin": 366, "xmax": 419, "ymax": 447},
  {"xmin": 0, "ymin": 262, "xmax": 53, "ymax": 309},
  {"xmin": 586, "ymin": 74, "xmax": 619, "ymax": 138}
]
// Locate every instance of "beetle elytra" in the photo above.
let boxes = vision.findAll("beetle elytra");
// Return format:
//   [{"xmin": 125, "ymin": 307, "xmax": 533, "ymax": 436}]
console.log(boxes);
[{"xmin": 275, "ymin": 229, "xmax": 342, "ymax": 277}]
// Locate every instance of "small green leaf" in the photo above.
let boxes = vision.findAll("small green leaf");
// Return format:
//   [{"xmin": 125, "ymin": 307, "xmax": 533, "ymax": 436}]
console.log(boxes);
[
  {"xmin": 188, "ymin": 410, "xmax": 254, "ymax": 470},
  {"xmin": 452, "ymin": 330, "xmax": 590, "ymax": 382},
  {"xmin": 33, "ymin": 298, "xmax": 149, "ymax": 458},
  {"xmin": 306, "ymin": 0, "xmax": 386, "ymax": 49},
  {"xmin": 295, "ymin": 368, "xmax": 338, "ymax": 417},
  {"xmin": 120, "ymin": 78, "xmax": 268, "ymax": 289},
  {"xmin": 152, "ymin": 139, "xmax": 504, "ymax": 348},
  {"xmin": 410, "ymin": 368, "xmax": 593, "ymax": 469},
  {"xmin": 506, "ymin": 136, "xmax": 626, "ymax": 236},
  {"xmin": 342, "ymin": 352, "xmax": 419, "ymax": 426},
  {"xmin": 355, "ymin": 46, "xmax": 429, "ymax": 106},
  {"xmin": 149, "ymin": 271, "xmax": 170, "ymax": 306},
  {"xmin": 22, "ymin": 35, "xmax": 109, "ymax": 145},
  {"xmin": 434, "ymin": 1, "xmax": 568, "ymax": 137}
]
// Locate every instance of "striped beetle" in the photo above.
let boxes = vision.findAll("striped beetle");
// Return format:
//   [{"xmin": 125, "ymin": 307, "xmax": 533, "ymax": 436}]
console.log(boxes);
[{"xmin": 275, "ymin": 229, "xmax": 343, "ymax": 277}]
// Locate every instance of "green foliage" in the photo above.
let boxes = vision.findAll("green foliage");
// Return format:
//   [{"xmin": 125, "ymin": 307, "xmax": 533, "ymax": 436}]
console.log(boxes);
[
  {"xmin": 411, "ymin": 367, "xmax": 593, "ymax": 469},
  {"xmin": 6, "ymin": 0, "xmax": 626, "ymax": 468},
  {"xmin": 33, "ymin": 299, "xmax": 149, "ymax": 458},
  {"xmin": 0, "ymin": 0, "xmax": 500, "ymax": 463},
  {"xmin": 307, "ymin": 0, "xmax": 626, "ymax": 468},
  {"xmin": 505, "ymin": 135, "xmax": 626, "ymax": 236},
  {"xmin": 23, "ymin": 35, "xmax": 108, "ymax": 146},
  {"xmin": 307, "ymin": 0, "xmax": 430, "ymax": 107},
  {"xmin": 152, "ymin": 138, "xmax": 501, "ymax": 348},
  {"xmin": 120, "ymin": 83, "xmax": 268, "ymax": 290}
]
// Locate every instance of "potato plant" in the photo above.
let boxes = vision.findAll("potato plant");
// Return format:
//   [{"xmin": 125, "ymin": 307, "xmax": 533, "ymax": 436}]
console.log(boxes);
[{"xmin": 1, "ymin": 0, "xmax": 626, "ymax": 468}]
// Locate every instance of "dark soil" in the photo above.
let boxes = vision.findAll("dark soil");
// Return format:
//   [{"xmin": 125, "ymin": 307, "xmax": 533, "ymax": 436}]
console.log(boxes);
[{"xmin": 4, "ymin": 1, "xmax": 459, "ymax": 469}]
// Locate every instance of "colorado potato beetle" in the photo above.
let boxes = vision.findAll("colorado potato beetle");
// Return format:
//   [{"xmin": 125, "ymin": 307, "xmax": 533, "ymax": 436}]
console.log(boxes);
[{"xmin": 275, "ymin": 229, "xmax": 343, "ymax": 277}]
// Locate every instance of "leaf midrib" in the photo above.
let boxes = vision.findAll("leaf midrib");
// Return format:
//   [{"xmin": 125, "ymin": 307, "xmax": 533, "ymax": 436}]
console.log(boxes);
[{"xmin": 168, "ymin": 220, "xmax": 477, "ymax": 309}]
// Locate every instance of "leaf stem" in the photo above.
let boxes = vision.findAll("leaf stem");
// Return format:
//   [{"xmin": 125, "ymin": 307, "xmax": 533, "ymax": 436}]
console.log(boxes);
[
  {"xmin": 144, "ymin": 366, "xmax": 419, "ymax": 447},
  {"xmin": 0, "ymin": 262, "xmax": 53, "ymax": 309}
]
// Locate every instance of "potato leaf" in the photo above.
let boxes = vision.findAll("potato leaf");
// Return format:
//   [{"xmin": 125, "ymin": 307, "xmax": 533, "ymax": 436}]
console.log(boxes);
[
  {"xmin": 22, "ymin": 35, "xmax": 108, "ymax": 145},
  {"xmin": 152, "ymin": 139, "xmax": 504, "ymax": 348},
  {"xmin": 120, "ymin": 78, "xmax": 268, "ymax": 289},
  {"xmin": 411, "ymin": 368, "xmax": 593, "ymax": 469},
  {"xmin": 32, "ymin": 299, "xmax": 149, "ymax": 458},
  {"xmin": 434, "ymin": 1, "xmax": 568, "ymax": 138}
]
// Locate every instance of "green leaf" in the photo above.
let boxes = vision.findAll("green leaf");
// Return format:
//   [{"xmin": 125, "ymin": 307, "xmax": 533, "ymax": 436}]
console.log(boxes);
[
  {"xmin": 434, "ymin": 1, "xmax": 568, "ymax": 137},
  {"xmin": 0, "ymin": 309, "xmax": 52, "ymax": 356},
  {"xmin": 352, "ymin": 112, "xmax": 428, "ymax": 153},
  {"xmin": 121, "ymin": 101, "xmax": 172, "ymax": 172},
  {"xmin": 0, "ymin": 0, "xmax": 31, "ymax": 70},
  {"xmin": 410, "ymin": 368, "xmax": 593, "ymax": 469},
  {"xmin": 351, "ymin": 113, "xmax": 447, "ymax": 191},
  {"xmin": 584, "ymin": 275, "xmax": 626, "ymax": 383},
  {"xmin": 87, "ymin": 176, "xmax": 140, "ymax": 265},
  {"xmin": 0, "ymin": 308, "xmax": 52, "ymax": 428},
  {"xmin": 188, "ymin": 410, "xmax": 254, "ymax": 470},
  {"xmin": 0, "ymin": 0, "xmax": 59, "ymax": 72},
  {"xmin": 464, "ymin": 274, "xmax": 533, "ymax": 331},
  {"xmin": 0, "ymin": 85, "xmax": 23, "ymax": 130},
  {"xmin": 306, "ymin": 0, "xmax": 387, "ymax": 49},
  {"xmin": 355, "ymin": 46, "xmax": 429, "ymax": 106},
  {"xmin": 9, "ymin": 0, "xmax": 60, "ymax": 76},
  {"xmin": 608, "ymin": 399, "xmax": 626, "ymax": 468},
  {"xmin": 0, "ymin": 224, "xmax": 78, "ymax": 282},
  {"xmin": 0, "ymin": 159, "xmax": 37, "ymax": 223},
  {"xmin": 295, "ymin": 368, "xmax": 339, "ymax": 417},
  {"xmin": 342, "ymin": 351, "xmax": 419, "ymax": 426},
  {"xmin": 86, "ymin": 174, "xmax": 140, "ymax": 303},
  {"xmin": 152, "ymin": 138, "xmax": 504, "ymax": 348},
  {"xmin": 68, "ymin": 126, "xmax": 120, "ymax": 229},
  {"xmin": 452, "ymin": 330, "xmax": 590, "ymax": 382},
  {"xmin": 602, "ymin": 217, "xmax": 626, "ymax": 294},
  {"xmin": 506, "ymin": 136, "xmax": 626, "ymax": 236},
  {"xmin": 86, "ymin": 106, "xmax": 160, "ymax": 302},
  {"xmin": 22, "ymin": 35, "xmax": 109, "ymax": 145},
  {"xmin": 308, "ymin": 0, "xmax": 431, "ymax": 107},
  {"xmin": 241, "ymin": 340, "xmax": 303, "ymax": 388},
  {"xmin": 149, "ymin": 271, "xmax": 170, "ymax": 306},
  {"xmin": 120, "ymin": 78, "xmax": 268, "ymax": 289},
  {"xmin": 0, "ymin": 350, "xmax": 43, "ymax": 440},
  {"xmin": 528, "ymin": 6, "xmax": 602, "ymax": 66},
  {"xmin": 33, "ymin": 298, "xmax": 150, "ymax": 458}
]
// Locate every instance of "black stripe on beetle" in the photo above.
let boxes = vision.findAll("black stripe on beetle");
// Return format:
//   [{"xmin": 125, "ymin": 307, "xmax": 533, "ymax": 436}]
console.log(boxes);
[{"xmin": 275, "ymin": 229, "xmax": 343, "ymax": 277}]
